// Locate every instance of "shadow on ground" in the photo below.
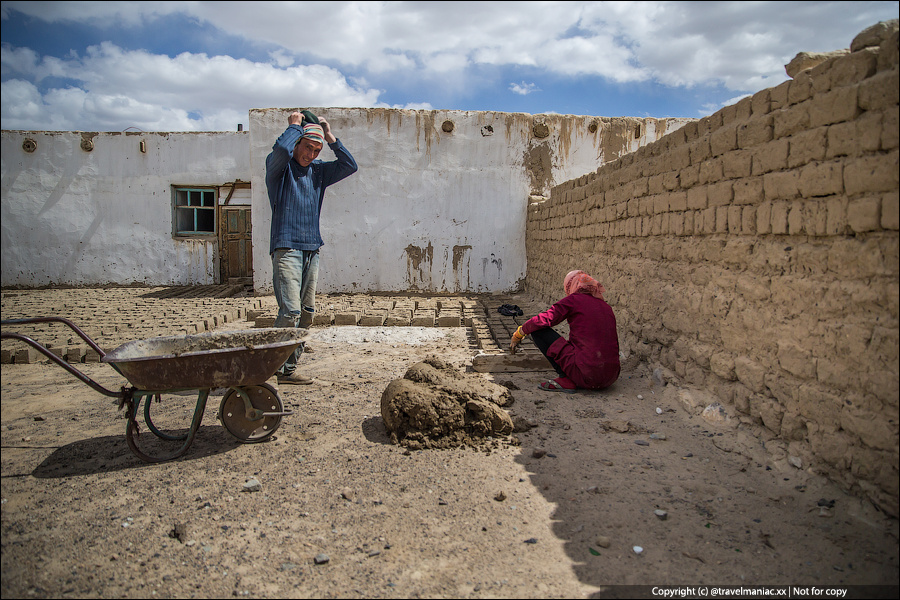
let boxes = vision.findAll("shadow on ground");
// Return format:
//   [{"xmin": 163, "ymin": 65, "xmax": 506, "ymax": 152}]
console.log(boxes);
[
  {"xmin": 18, "ymin": 426, "xmax": 242, "ymax": 478},
  {"xmin": 508, "ymin": 366, "xmax": 900, "ymax": 592}
]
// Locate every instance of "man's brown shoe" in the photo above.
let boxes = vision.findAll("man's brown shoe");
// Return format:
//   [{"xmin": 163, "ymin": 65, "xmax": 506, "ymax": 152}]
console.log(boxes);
[{"xmin": 277, "ymin": 373, "xmax": 313, "ymax": 385}]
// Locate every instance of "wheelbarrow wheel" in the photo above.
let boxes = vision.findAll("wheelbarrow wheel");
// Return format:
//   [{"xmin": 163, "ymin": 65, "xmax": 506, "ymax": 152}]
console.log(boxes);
[{"xmin": 218, "ymin": 383, "xmax": 284, "ymax": 443}]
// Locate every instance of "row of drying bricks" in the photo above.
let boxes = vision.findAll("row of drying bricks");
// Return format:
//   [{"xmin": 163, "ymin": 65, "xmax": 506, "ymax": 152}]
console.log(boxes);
[
  {"xmin": 0, "ymin": 300, "xmax": 263, "ymax": 365},
  {"xmin": 1, "ymin": 297, "xmax": 511, "ymax": 364},
  {"xmin": 250, "ymin": 296, "xmax": 509, "ymax": 352}
]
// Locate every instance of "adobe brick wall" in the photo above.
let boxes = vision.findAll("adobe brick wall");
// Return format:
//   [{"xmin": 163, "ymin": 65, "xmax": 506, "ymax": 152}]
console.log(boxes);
[{"xmin": 525, "ymin": 22, "xmax": 899, "ymax": 515}]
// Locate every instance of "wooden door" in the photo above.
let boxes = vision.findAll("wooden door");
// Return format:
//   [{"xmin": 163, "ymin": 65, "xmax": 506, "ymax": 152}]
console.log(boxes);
[{"xmin": 219, "ymin": 207, "xmax": 253, "ymax": 284}]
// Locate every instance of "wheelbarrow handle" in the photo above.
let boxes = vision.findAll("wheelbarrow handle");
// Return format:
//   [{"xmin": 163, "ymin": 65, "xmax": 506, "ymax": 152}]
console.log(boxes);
[
  {"xmin": 1, "ymin": 316, "xmax": 107, "ymax": 357},
  {"xmin": 1, "ymin": 317, "xmax": 124, "ymax": 399}
]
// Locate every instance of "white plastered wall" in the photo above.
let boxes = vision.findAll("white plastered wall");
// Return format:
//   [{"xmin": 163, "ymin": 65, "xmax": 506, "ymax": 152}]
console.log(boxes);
[
  {"xmin": 1, "ymin": 130, "xmax": 249, "ymax": 287},
  {"xmin": 2, "ymin": 109, "xmax": 687, "ymax": 291},
  {"xmin": 251, "ymin": 109, "xmax": 530, "ymax": 294},
  {"xmin": 249, "ymin": 108, "xmax": 689, "ymax": 294}
]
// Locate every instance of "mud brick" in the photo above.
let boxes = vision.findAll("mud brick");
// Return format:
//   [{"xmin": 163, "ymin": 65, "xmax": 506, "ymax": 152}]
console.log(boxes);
[
  {"xmin": 65, "ymin": 346, "xmax": 85, "ymax": 363},
  {"xmin": 84, "ymin": 348, "xmax": 102, "ymax": 363},
  {"xmin": 478, "ymin": 339, "xmax": 503, "ymax": 351},
  {"xmin": 437, "ymin": 299, "xmax": 461, "ymax": 310},
  {"xmin": 319, "ymin": 300, "xmax": 348, "ymax": 313},
  {"xmin": 385, "ymin": 309, "xmax": 412, "ymax": 326},
  {"xmin": 461, "ymin": 303, "xmax": 479, "ymax": 326},
  {"xmin": 313, "ymin": 312, "xmax": 333, "ymax": 326},
  {"xmin": 472, "ymin": 325, "xmax": 493, "ymax": 341},
  {"xmin": 475, "ymin": 336, "xmax": 496, "ymax": 350},
  {"xmin": 411, "ymin": 310, "xmax": 435, "ymax": 327},
  {"xmin": 255, "ymin": 316, "xmax": 277, "ymax": 328},
  {"xmin": 1, "ymin": 348, "xmax": 14, "ymax": 364},
  {"xmin": 334, "ymin": 312, "xmax": 360, "ymax": 326},
  {"xmin": 437, "ymin": 315, "xmax": 461, "ymax": 327},
  {"xmin": 15, "ymin": 347, "xmax": 37, "ymax": 364},
  {"xmin": 359, "ymin": 311, "xmax": 387, "ymax": 326}
]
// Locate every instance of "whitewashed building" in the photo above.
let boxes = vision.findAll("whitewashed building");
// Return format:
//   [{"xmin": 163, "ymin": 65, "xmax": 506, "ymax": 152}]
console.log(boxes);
[{"xmin": 1, "ymin": 108, "xmax": 689, "ymax": 293}]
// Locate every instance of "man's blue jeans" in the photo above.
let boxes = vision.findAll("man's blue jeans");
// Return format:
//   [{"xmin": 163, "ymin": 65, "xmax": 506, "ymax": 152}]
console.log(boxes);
[{"xmin": 272, "ymin": 248, "xmax": 319, "ymax": 376}]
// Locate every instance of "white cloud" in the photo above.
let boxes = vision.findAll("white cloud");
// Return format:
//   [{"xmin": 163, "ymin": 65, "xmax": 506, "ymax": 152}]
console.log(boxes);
[
  {"xmin": 389, "ymin": 101, "xmax": 435, "ymax": 111},
  {"xmin": 423, "ymin": 51, "xmax": 470, "ymax": 73},
  {"xmin": 0, "ymin": 44, "xmax": 40, "ymax": 75},
  {"xmin": 537, "ymin": 33, "xmax": 648, "ymax": 81},
  {"xmin": 0, "ymin": 79, "xmax": 45, "ymax": 129},
  {"xmin": 182, "ymin": 3, "xmax": 896, "ymax": 90},
  {"xmin": 3, "ymin": 1, "xmax": 898, "ymax": 130},
  {"xmin": 1, "ymin": 0, "xmax": 183, "ymax": 27},
  {"xmin": 509, "ymin": 81, "xmax": 539, "ymax": 96},
  {"xmin": 1, "ymin": 42, "xmax": 384, "ymax": 131},
  {"xmin": 609, "ymin": 1, "xmax": 897, "ymax": 90},
  {"xmin": 268, "ymin": 49, "xmax": 295, "ymax": 68},
  {"xmin": 700, "ymin": 102, "xmax": 723, "ymax": 116},
  {"xmin": 5, "ymin": 1, "xmax": 898, "ymax": 94}
]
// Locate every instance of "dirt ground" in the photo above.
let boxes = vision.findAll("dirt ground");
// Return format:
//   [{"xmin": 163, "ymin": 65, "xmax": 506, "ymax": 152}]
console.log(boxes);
[{"xmin": 1, "ymin": 321, "xmax": 898, "ymax": 598}]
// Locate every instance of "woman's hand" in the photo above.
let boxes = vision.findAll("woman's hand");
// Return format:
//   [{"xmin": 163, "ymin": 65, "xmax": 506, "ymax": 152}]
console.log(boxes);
[{"xmin": 509, "ymin": 326, "xmax": 525, "ymax": 354}]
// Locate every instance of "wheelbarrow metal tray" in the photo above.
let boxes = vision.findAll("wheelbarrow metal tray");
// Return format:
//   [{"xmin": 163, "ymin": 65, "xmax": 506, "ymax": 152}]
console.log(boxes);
[{"xmin": 102, "ymin": 328, "xmax": 307, "ymax": 390}]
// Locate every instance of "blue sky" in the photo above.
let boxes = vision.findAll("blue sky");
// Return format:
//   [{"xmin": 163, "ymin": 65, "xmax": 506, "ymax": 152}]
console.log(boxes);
[{"xmin": 1, "ymin": 1, "xmax": 897, "ymax": 132}]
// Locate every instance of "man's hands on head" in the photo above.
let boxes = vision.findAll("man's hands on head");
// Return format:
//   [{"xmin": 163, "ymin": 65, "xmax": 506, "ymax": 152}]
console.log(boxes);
[
  {"xmin": 288, "ymin": 112, "xmax": 336, "ymax": 143},
  {"xmin": 318, "ymin": 117, "xmax": 337, "ymax": 144}
]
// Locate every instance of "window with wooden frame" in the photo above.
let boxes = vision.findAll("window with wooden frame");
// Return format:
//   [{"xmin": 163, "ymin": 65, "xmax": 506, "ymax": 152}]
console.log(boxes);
[{"xmin": 173, "ymin": 187, "xmax": 216, "ymax": 236}]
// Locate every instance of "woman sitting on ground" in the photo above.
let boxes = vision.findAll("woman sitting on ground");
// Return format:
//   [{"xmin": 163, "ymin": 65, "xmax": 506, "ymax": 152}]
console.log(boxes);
[{"xmin": 509, "ymin": 270, "xmax": 620, "ymax": 393}]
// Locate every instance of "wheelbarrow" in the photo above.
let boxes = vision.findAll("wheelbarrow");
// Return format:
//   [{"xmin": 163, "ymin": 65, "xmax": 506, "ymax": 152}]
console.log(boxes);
[{"xmin": 1, "ymin": 317, "xmax": 306, "ymax": 463}]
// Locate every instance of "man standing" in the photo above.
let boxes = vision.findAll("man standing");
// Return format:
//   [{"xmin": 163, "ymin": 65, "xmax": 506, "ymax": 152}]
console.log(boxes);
[{"xmin": 265, "ymin": 110, "xmax": 358, "ymax": 384}]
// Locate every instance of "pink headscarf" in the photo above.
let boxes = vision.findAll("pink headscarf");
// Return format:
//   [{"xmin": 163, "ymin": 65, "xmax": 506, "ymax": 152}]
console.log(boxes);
[{"xmin": 564, "ymin": 270, "xmax": 606, "ymax": 300}]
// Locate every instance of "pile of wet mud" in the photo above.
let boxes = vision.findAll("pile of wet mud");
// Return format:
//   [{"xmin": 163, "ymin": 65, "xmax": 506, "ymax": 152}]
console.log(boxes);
[{"xmin": 380, "ymin": 356, "xmax": 516, "ymax": 450}]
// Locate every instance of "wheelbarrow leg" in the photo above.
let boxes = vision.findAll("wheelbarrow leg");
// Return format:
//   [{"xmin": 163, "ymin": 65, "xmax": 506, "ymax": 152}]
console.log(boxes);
[
  {"xmin": 138, "ymin": 393, "xmax": 193, "ymax": 441},
  {"xmin": 125, "ymin": 389, "xmax": 210, "ymax": 463}
]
